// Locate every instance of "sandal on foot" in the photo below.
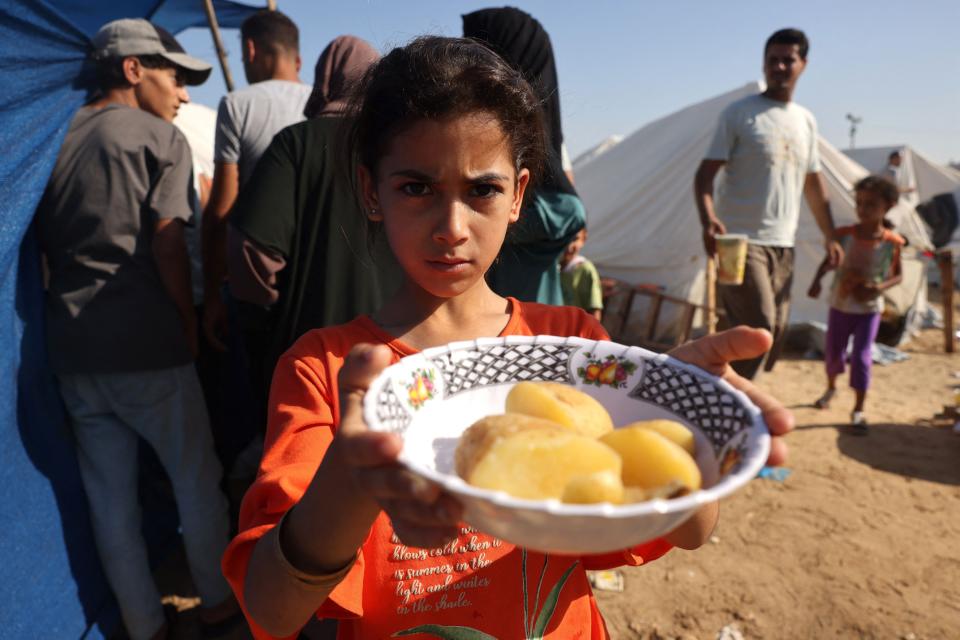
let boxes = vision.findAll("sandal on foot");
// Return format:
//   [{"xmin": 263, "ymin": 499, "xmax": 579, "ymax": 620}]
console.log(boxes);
[
  {"xmin": 814, "ymin": 389, "xmax": 835, "ymax": 409},
  {"xmin": 851, "ymin": 411, "xmax": 868, "ymax": 434}
]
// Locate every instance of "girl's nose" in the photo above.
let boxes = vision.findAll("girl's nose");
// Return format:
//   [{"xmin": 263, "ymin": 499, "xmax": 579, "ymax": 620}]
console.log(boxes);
[{"xmin": 433, "ymin": 200, "xmax": 469, "ymax": 245}]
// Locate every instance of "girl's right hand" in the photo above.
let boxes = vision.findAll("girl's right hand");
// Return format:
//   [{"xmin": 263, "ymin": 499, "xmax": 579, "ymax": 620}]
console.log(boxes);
[
  {"xmin": 807, "ymin": 281, "xmax": 821, "ymax": 299},
  {"xmin": 334, "ymin": 344, "xmax": 464, "ymax": 549}
]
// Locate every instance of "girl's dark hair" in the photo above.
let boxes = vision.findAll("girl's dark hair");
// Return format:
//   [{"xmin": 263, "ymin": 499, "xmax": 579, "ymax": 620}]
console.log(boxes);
[
  {"xmin": 855, "ymin": 175, "xmax": 900, "ymax": 208},
  {"xmin": 347, "ymin": 36, "xmax": 547, "ymax": 195}
]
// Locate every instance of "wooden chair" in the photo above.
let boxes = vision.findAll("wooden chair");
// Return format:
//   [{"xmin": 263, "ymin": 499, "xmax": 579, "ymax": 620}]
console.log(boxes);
[{"xmin": 601, "ymin": 278, "xmax": 716, "ymax": 352}]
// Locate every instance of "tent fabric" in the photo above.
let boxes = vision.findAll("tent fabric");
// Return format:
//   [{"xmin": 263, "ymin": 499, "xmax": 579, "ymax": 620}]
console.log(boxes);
[
  {"xmin": 575, "ymin": 82, "xmax": 933, "ymax": 341},
  {"xmin": 0, "ymin": 1, "xmax": 260, "ymax": 637},
  {"xmin": 843, "ymin": 145, "xmax": 960, "ymax": 207}
]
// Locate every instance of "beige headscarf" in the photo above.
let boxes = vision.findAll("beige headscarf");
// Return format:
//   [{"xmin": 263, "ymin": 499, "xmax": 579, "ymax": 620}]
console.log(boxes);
[{"xmin": 303, "ymin": 35, "xmax": 379, "ymax": 118}]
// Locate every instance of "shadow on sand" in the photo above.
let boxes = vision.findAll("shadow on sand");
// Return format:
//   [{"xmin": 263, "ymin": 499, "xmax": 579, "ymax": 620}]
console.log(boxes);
[{"xmin": 796, "ymin": 421, "xmax": 960, "ymax": 486}]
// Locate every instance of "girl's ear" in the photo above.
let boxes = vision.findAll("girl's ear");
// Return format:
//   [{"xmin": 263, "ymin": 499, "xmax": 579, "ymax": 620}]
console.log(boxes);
[
  {"xmin": 357, "ymin": 165, "xmax": 383, "ymax": 221},
  {"xmin": 510, "ymin": 168, "xmax": 531, "ymax": 223}
]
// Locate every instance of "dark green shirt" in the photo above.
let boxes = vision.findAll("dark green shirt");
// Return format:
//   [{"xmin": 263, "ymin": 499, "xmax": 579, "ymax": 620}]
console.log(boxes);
[{"xmin": 230, "ymin": 117, "xmax": 400, "ymax": 361}]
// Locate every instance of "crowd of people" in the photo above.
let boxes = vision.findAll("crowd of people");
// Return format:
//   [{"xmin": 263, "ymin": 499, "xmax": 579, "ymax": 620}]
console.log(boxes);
[{"xmin": 35, "ymin": 7, "xmax": 905, "ymax": 639}]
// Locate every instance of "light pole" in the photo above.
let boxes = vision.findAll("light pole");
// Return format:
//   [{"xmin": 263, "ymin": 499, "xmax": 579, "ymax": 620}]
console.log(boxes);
[{"xmin": 845, "ymin": 113, "xmax": 862, "ymax": 149}]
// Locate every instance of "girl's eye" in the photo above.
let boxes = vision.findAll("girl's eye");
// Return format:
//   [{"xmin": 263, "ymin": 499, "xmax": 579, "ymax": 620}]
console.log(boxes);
[
  {"xmin": 470, "ymin": 184, "xmax": 502, "ymax": 198},
  {"xmin": 401, "ymin": 182, "xmax": 432, "ymax": 196}
]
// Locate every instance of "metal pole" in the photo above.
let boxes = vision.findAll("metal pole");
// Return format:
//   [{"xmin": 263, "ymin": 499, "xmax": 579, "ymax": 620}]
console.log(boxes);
[
  {"xmin": 201, "ymin": 0, "xmax": 235, "ymax": 92},
  {"xmin": 938, "ymin": 250, "xmax": 955, "ymax": 353},
  {"xmin": 705, "ymin": 256, "xmax": 717, "ymax": 334}
]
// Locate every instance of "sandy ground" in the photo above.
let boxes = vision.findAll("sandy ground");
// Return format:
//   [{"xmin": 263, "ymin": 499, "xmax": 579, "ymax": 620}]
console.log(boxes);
[
  {"xmin": 595, "ymin": 323, "xmax": 960, "ymax": 639},
  {"xmin": 156, "ymin": 311, "xmax": 960, "ymax": 640}
]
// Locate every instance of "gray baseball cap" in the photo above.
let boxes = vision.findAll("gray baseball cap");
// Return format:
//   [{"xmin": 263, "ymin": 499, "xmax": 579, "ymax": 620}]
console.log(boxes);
[{"xmin": 91, "ymin": 18, "xmax": 212, "ymax": 86}]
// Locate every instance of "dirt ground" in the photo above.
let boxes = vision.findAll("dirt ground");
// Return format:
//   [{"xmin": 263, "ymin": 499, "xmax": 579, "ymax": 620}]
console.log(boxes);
[
  {"xmin": 595, "ymin": 323, "xmax": 960, "ymax": 639},
  {"xmin": 157, "ymin": 312, "xmax": 960, "ymax": 640}
]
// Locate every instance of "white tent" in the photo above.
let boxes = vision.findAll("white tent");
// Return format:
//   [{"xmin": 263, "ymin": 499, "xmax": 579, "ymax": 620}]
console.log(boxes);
[
  {"xmin": 843, "ymin": 145, "xmax": 960, "ymax": 207},
  {"xmin": 576, "ymin": 82, "xmax": 933, "ymax": 341}
]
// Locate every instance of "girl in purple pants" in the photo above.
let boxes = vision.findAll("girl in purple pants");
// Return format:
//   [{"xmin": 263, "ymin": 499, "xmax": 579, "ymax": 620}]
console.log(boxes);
[{"xmin": 808, "ymin": 176, "xmax": 904, "ymax": 432}]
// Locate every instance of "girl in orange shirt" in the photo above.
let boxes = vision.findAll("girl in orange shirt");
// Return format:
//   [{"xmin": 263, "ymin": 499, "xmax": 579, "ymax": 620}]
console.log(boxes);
[{"xmin": 223, "ymin": 36, "xmax": 793, "ymax": 639}]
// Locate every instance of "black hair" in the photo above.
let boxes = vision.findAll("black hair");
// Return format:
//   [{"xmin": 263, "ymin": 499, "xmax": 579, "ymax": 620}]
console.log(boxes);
[
  {"xmin": 888, "ymin": 150, "xmax": 902, "ymax": 161},
  {"xmin": 348, "ymin": 36, "xmax": 546, "ymax": 191},
  {"xmin": 765, "ymin": 28, "xmax": 809, "ymax": 60},
  {"xmin": 95, "ymin": 54, "xmax": 178, "ymax": 92},
  {"xmin": 241, "ymin": 10, "xmax": 299, "ymax": 55},
  {"xmin": 855, "ymin": 175, "xmax": 900, "ymax": 208}
]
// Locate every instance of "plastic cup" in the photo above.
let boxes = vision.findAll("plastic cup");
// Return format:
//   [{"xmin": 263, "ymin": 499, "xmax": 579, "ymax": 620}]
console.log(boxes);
[{"xmin": 715, "ymin": 234, "xmax": 749, "ymax": 285}]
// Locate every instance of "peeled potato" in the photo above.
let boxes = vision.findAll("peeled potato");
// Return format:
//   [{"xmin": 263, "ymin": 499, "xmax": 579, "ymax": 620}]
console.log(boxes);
[
  {"xmin": 620, "ymin": 419, "xmax": 696, "ymax": 456},
  {"xmin": 454, "ymin": 414, "xmax": 565, "ymax": 481},
  {"xmin": 505, "ymin": 381, "xmax": 614, "ymax": 438},
  {"xmin": 561, "ymin": 470, "xmax": 624, "ymax": 504},
  {"xmin": 600, "ymin": 427, "xmax": 702, "ymax": 492},
  {"xmin": 459, "ymin": 416, "xmax": 622, "ymax": 501}
]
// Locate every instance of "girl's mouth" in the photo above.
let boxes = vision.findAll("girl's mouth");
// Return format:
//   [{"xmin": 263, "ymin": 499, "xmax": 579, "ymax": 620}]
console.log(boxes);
[{"xmin": 427, "ymin": 258, "xmax": 471, "ymax": 273}]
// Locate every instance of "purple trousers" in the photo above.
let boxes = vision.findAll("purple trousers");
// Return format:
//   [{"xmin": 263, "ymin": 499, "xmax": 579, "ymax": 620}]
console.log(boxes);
[{"xmin": 824, "ymin": 307, "xmax": 881, "ymax": 391}]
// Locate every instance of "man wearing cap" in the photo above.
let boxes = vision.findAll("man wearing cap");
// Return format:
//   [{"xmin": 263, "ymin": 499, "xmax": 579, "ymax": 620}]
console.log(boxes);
[{"xmin": 36, "ymin": 19, "xmax": 238, "ymax": 640}]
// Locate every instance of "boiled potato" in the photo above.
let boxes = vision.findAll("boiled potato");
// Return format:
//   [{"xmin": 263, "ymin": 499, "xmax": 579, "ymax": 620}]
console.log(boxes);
[
  {"xmin": 455, "ymin": 414, "xmax": 564, "ymax": 481},
  {"xmin": 505, "ymin": 381, "xmax": 614, "ymax": 438},
  {"xmin": 457, "ymin": 415, "xmax": 622, "ymax": 501},
  {"xmin": 561, "ymin": 470, "xmax": 624, "ymax": 504},
  {"xmin": 600, "ymin": 426, "xmax": 701, "ymax": 492},
  {"xmin": 620, "ymin": 419, "xmax": 696, "ymax": 456}
]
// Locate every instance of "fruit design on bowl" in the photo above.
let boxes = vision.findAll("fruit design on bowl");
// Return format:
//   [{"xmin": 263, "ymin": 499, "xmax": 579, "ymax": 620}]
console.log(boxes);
[
  {"xmin": 405, "ymin": 368, "xmax": 436, "ymax": 410},
  {"xmin": 577, "ymin": 353, "xmax": 637, "ymax": 389}
]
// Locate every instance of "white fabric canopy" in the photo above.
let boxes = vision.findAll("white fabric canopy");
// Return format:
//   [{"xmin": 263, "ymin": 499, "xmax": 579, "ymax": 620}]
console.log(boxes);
[{"xmin": 575, "ymin": 83, "xmax": 932, "ymax": 340}]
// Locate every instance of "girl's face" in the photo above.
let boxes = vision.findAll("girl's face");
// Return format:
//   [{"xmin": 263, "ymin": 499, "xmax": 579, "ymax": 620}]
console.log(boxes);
[
  {"xmin": 360, "ymin": 112, "xmax": 530, "ymax": 299},
  {"xmin": 855, "ymin": 189, "xmax": 891, "ymax": 226}
]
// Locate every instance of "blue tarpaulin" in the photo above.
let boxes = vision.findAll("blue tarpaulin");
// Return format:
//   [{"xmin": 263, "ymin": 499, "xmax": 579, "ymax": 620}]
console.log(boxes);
[{"xmin": 0, "ymin": 1, "xmax": 260, "ymax": 636}]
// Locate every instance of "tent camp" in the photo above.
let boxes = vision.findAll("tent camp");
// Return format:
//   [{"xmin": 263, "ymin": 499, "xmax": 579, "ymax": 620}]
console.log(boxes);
[
  {"xmin": 845, "ymin": 145, "xmax": 960, "ymax": 253},
  {"xmin": 844, "ymin": 145, "xmax": 960, "ymax": 207},
  {"xmin": 575, "ymin": 82, "xmax": 933, "ymax": 343}
]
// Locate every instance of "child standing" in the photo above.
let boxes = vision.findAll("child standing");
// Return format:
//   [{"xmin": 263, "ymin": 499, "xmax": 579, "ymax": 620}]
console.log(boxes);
[
  {"xmin": 222, "ymin": 36, "xmax": 791, "ymax": 639},
  {"xmin": 808, "ymin": 176, "xmax": 904, "ymax": 431},
  {"xmin": 560, "ymin": 228, "xmax": 604, "ymax": 320}
]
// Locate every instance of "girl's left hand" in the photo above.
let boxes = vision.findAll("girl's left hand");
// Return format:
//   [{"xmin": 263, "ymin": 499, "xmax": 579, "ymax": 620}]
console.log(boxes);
[{"xmin": 668, "ymin": 327, "xmax": 794, "ymax": 466}]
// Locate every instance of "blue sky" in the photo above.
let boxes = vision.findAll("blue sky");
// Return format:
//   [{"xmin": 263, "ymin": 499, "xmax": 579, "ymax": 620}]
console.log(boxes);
[{"xmin": 178, "ymin": 0, "xmax": 960, "ymax": 164}]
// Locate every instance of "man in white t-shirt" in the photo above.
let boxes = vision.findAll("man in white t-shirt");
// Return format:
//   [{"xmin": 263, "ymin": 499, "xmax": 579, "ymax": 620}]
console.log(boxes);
[
  {"xmin": 883, "ymin": 150, "xmax": 916, "ymax": 197},
  {"xmin": 202, "ymin": 9, "xmax": 311, "ymax": 349},
  {"xmin": 694, "ymin": 28, "xmax": 843, "ymax": 379}
]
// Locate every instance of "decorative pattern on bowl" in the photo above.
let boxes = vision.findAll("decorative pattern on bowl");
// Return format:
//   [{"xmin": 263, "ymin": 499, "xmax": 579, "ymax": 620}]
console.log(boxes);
[{"xmin": 364, "ymin": 335, "xmax": 769, "ymax": 554}]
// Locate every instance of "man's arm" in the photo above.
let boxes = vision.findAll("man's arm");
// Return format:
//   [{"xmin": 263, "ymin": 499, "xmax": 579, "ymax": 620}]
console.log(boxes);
[
  {"xmin": 693, "ymin": 159, "xmax": 727, "ymax": 256},
  {"xmin": 154, "ymin": 218, "xmax": 198, "ymax": 358},
  {"xmin": 803, "ymin": 172, "xmax": 843, "ymax": 267},
  {"xmin": 201, "ymin": 161, "xmax": 239, "ymax": 350}
]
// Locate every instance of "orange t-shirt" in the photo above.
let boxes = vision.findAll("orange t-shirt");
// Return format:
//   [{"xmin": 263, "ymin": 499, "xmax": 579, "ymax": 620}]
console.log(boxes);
[{"xmin": 222, "ymin": 299, "xmax": 673, "ymax": 639}]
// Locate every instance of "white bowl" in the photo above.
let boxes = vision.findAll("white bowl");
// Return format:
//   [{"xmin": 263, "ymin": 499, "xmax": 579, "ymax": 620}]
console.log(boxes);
[{"xmin": 363, "ymin": 335, "xmax": 770, "ymax": 554}]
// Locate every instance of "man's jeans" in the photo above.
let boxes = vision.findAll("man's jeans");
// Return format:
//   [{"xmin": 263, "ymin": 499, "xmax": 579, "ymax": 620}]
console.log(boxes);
[{"xmin": 58, "ymin": 364, "xmax": 232, "ymax": 640}]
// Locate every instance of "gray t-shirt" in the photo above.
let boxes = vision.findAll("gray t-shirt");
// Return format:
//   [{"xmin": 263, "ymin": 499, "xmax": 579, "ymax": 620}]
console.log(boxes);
[
  {"xmin": 37, "ymin": 105, "xmax": 195, "ymax": 374},
  {"xmin": 705, "ymin": 94, "xmax": 821, "ymax": 247},
  {"xmin": 214, "ymin": 79, "xmax": 311, "ymax": 186}
]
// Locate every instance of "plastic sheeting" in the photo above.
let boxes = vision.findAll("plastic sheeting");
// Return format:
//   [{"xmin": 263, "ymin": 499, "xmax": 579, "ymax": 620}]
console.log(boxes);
[
  {"xmin": 575, "ymin": 82, "xmax": 933, "ymax": 341},
  {"xmin": 0, "ymin": 1, "xmax": 259, "ymax": 637}
]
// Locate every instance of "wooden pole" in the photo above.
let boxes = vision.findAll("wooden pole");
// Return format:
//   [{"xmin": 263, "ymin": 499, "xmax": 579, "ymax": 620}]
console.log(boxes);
[
  {"xmin": 938, "ymin": 250, "xmax": 955, "ymax": 353},
  {"xmin": 201, "ymin": 0, "xmax": 235, "ymax": 92},
  {"xmin": 266, "ymin": 0, "xmax": 277, "ymax": 9},
  {"xmin": 705, "ymin": 256, "xmax": 718, "ymax": 334}
]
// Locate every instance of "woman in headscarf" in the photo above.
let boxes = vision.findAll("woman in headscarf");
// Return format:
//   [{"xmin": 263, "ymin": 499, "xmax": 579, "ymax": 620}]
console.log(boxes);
[
  {"xmin": 227, "ymin": 35, "xmax": 400, "ymax": 372},
  {"xmin": 463, "ymin": 6, "xmax": 586, "ymax": 304}
]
